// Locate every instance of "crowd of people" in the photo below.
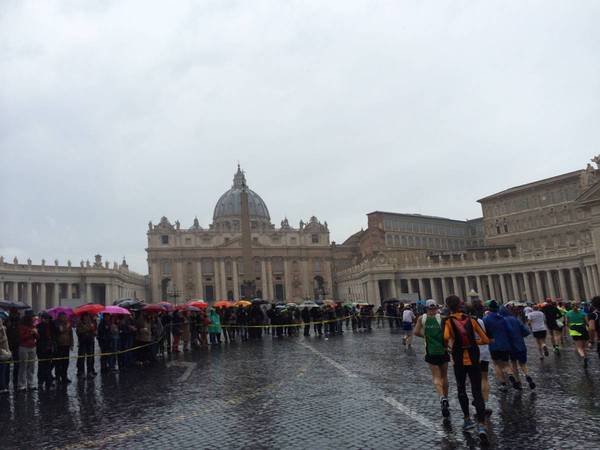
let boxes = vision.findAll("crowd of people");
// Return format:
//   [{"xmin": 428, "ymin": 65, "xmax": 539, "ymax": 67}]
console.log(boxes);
[
  {"xmin": 406, "ymin": 295, "xmax": 600, "ymax": 444},
  {"xmin": 0, "ymin": 299, "xmax": 376, "ymax": 394},
  {"xmin": 1, "ymin": 293, "xmax": 599, "ymax": 445}
]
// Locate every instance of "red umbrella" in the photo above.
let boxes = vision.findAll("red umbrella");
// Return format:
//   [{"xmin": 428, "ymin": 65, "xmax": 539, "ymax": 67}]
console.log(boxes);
[
  {"xmin": 143, "ymin": 304, "xmax": 167, "ymax": 313},
  {"xmin": 188, "ymin": 301, "xmax": 208, "ymax": 309},
  {"xmin": 214, "ymin": 300, "xmax": 234, "ymax": 308},
  {"xmin": 74, "ymin": 304, "xmax": 104, "ymax": 316}
]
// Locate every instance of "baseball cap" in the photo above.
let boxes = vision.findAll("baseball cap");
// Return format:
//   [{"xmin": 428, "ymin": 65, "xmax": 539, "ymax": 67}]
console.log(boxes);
[{"xmin": 426, "ymin": 299, "xmax": 438, "ymax": 309}]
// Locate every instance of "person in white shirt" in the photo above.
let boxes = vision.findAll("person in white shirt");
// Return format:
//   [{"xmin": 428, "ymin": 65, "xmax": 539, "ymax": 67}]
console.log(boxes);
[
  {"xmin": 527, "ymin": 305, "xmax": 549, "ymax": 359},
  {"xmin": 401, "ymin": 306, "xmax": 416, "ymax": 347}
]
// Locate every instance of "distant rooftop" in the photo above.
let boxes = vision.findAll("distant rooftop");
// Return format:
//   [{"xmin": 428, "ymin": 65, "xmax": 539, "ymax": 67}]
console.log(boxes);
[
  {"xmin": 368, "ymin": 211, "xmax": 482, "ymax": 224},
  {"xmin": 477, "ymin": 170, "xmax": 582, "ymax": 203}
]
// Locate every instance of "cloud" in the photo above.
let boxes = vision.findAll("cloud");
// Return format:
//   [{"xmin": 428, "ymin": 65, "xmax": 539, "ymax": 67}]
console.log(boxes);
[{"xmin": 1, "ymin": 0, "xmax": 599, "ymax": 272}]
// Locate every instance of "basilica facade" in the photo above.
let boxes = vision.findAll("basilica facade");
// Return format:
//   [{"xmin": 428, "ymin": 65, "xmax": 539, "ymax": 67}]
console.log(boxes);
[{"xmin": 147, "ymin": 167, "xmax": 334, "ymax": 303}]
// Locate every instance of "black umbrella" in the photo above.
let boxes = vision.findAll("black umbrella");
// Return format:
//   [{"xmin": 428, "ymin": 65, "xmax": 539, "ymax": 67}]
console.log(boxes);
[
  {"xmin": 0, "ymin": 300, "xmax": 30, "ymax": 310},
  {"xmin": 117, "ymin": 299, "xmax": 145, "ymax": 310}
]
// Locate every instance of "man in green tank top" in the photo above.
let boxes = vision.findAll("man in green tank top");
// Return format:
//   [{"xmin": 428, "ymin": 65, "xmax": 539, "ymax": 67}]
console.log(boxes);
[{"xmin": 414, "ymin": 299, "xmax": 451, "ymax": 420}]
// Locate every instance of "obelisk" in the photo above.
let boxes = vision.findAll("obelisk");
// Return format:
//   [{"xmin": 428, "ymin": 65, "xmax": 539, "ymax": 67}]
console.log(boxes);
[{"xmin": 239, "ymin": 168, "xmax": 256, "ymax": 299}]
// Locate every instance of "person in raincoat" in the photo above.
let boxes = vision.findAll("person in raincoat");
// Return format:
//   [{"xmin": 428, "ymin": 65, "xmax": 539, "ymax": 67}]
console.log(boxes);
[{"xmin": 208, "ymin": 308, "xmax": 222, "ymax": 345}]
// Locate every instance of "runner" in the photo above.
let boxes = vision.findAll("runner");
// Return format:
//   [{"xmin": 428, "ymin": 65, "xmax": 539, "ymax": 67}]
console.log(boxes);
[
  {"xmin": 542, "ymin": 299, "xmax": 564, "ymax": 354},
  {"xmin": 588, "ymin": 296, "xmax": 600, "ymax": 359},
  {"xmin": 527, "ymin": 305, "xmax": 549, "ymax": 359},
  {"xmin": 482, "ymin": 300, "xmax": 519, "ymax": 391},
  {"xmin": 474, "ymin": 314, "xmax": 493, "ymax": 418},
  {"xmin": 502, "ymin": 305, "xmax": 536, "ymax": 390},
  {"xmin": 443, "ymin": 295, "xmax": 490, "ymax": 444},
  {"xmin": 565, "ymin": 301, "xmax": 590, "ymax": 368},
  {"xmin": 401, "ymin": 305, "xmax": 415, "ymax": 348},
  {"xmin": 413, "ymin": 300, "xmax": 450, "ymax": 420}
]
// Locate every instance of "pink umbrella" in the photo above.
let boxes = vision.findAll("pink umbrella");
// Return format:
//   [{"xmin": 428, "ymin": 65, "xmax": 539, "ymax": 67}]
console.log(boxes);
[
  {"xmin": 102, "ymin": 305, "xmax": 131, "ymax": 315},
  {"xmin": 47, "ymin": 306, "xmax": 74, "ymax": 320}
]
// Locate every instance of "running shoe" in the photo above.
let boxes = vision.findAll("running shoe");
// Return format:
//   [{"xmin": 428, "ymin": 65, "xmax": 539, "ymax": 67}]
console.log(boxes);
[
  {"xmin": 508, "ymin": 375, "xmax": 521, "ymax": 390},
  {"xmin": 526, "ymin": 376, "xmax": 536, "ymax": 389},
  {"xmin": 478, "ymin": 424, "xmax": 489, "ymax": 446},
  {"xmin": 441, "ymin": 397, "xmax": 450, "ymax": 418},
  {"xmin": 543, "ymin": 346, "xmax": 549, "ymax": 357},
  {"xmin": 463, "ymin": 418, "xmax": 476, "ymax": 431},
  {"xmin": 553, "ymin": 346, "xmax": 560, "ymax": 355}
]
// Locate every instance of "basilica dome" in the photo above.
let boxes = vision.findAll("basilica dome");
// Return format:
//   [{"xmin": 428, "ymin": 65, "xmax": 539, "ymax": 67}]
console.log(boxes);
[{"xmin": 212, "ymin": 166, "xmax": 271, "ymax": 226}]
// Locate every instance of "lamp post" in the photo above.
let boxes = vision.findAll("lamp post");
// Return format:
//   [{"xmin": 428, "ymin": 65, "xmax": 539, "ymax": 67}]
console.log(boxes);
[{"xmin": 167, "ymin": 283, "xmax": 183, "ymax": 306}]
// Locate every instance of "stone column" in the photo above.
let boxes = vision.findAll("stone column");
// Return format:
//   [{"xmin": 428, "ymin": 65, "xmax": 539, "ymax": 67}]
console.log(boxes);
[
  {"xmin": 302, "ymin": 259, "xmax": 310, "ymax": 299},
  {"xmin": 196, "ymin": 260, "xmax": 204, "ymax": 299},
  {"xmin": 418, "ymin": 279, "xmax": 425, "ymax": 300},
  {"xmin": 406, "ymin": 278, "xmax": 414, "ymax": 294},
  {"xmin": 151, "ymin": 261, "xmax": 161, "ymax": 303},
  {"xmin": 558, "ymin": 269, "xmax": 568, "ymax": 300},
  {"xmin": 283, "ymin": 259, "xmax": 291, "ymax": 301},
  {"xmin": 26, "ymin": 282, "xmax": 33, "ymax": 306},
  {"xmin": 583, "ymin": 266, "xmax": 593, "ymax": 299},
  {"xmin": 232, "ymin": 259, "xmax": 240, "ymax": 300},
  {"xmin": 547, "ymin": 270, "xmax": 557, "ymax": 300},
  {"xmin": 213, "ymin": 259, "xmax": 221, "ymax": 300},
  {"xmin": 441, "ymin": 278, "xmax": 448, "ymax": 300},
  {"xmin": 511, "ymin": 273, "xmax": 519, "ymax": 301},
  {"xmin": 452, "ymin": 277, "xmax": 459, "ymax": 296},
  {"xmin": 591, "ymin": 265, "xmax": 600, "ymax": 296},
  {"xmin": 487, "ymin": 275, "xmax": 496, "ymax": 299},
  {"xmin": 367, "ymin": 278, "xmax": 378, "ymax": 304},
  {"xmin": 66, "ymin": 283, "xmax": 72, "ymax": 299},
  {"xmin": 0, "ymin": 281, "xmax": 3, "ymax": 300},
  {"xmin": 499, "ymin": 274, "xmax": 508, "ymax": 303},
  {"xmin": 476, "ymin": 275, "xmax": 483, "ymax": 299},
  {"xmin": 219, "ymin": 259, "xmax": 227, "ymax": 300},
  {"xmin": 13, "ymin": 282, "xmax": 19, "ymax": 301},
  {"xmin": 534, "ymin": 271, "xmax": 544, "ymax": 301},
  {"xmin": 261, "ymin": 260, "xmax": 268, "ymax": 299},
  {"xmin": 86, "ymin": 283, "xmax": 93, "ymax": 303},
  {"xmin": 569, "ymin": 268, "xmax": 581, "ymax": 301},
  {"xmin": 464, "ymin": 276, "xmax": 470, "ymax": 294},
  {"xmin": 266, "ymin": 259, "xmax": 274, "ymax": 299},
  {"xmin": 52, "ymin": 283, "xmax": 59, "ymax": 308},
  {"xmin": 391, "ymin": 278, "xmax": 399, "ymax": 298},
  {"xmin": 523, "ymin": 273, "xmax": 533, "ymax": 302},
  {"xmin": 40, "ymin": 283, "xmax": 47, "ymax": 310},
  {"xmin": 105, "ymin": 283, "xmax": 112, "ymax": 305},
  {"xmin": 431, "ymin": 278, "xmax": 440, "ymax": 302}
]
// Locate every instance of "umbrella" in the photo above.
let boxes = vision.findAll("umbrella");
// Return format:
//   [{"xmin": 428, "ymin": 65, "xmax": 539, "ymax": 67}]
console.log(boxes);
[
  {"xmin": 47, "ymin": 306, "xmax": 74, "ymax": 320},
  {"xmin": 299, "ymin": 301, "xmax": 319, "ymax": 309},
  {"xmin": 74, "ymin": 304, "xmax": 105, "ymax": 316},
  {"xmin": 103, "ymin": 305, "xmax": 132, "ymax": 315},
  {"xmin": 143, "ymin": 304, "xmax": 166, "ymax": 313},
  {"xmin": 214, "ymin": 300, "xmax": 234, "ymax": 308},
  {"xmin": 188, "ymin": 301, "xmax": 208, "ymax": 309},
  {"xmin": 0, "ymin": 311, "xmax": 8, "ymax": 320},
  {"xmin": 158, "ymin": 301, "xmax": 174, "ymax": 311},
  {"xmin": 323, "ymin": 299, "xmax": 335, "ymax": 305},
  {"xmin": 0, "ymin": 300, "xmax": 30, "ymax": 310},
  {"xmin": 286, "ymin": 303, "xmax": 298, "ymax": 307},
  {"xmin": 234, "ymin": 300, "xmax": 252, "ymax": 307},
  {"xmin": 275, "ymin": 304, "xmax": 287, "ymax": 309},
  {"xmin": 116, "ymin": 299, "xmax": 145, "ymax": 309},
  {"xmin": 175, "ymin": 305, "xmax": 201, "ymax": 312}
]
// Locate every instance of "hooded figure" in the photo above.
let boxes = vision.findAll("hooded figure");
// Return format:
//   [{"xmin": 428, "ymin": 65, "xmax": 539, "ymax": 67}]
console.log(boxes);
[
  {"xmin": 499, "ymin": 306, "xmax": 530, "ymax": 354},
  {"xmin": 482, "ymin": 301, "xmax": 513, "ymax": 353}
]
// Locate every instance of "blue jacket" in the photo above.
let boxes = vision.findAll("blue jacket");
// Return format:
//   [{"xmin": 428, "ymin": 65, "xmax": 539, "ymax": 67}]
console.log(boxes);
[
  {"xmin": 499, "ymin": 307, "xmax": 530, "ymax": 353},
  {"xmin": 483, "ymin": 311, "xmax": 512, "ymax": 352}
]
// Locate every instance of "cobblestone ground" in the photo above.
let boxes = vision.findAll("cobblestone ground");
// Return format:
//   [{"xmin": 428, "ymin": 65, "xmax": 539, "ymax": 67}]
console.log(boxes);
[{"xmin": 2, "ymin": 327, "xmax": 600, "ymax": 449}]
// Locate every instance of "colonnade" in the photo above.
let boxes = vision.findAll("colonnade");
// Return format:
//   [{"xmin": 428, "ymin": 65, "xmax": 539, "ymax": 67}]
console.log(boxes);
[
  {"xmin": 163, "ymin": 257, "xmax": 332, "ymax": 303},
  {"xmin": 350, "ymin": 264, "xmax": 599, "ymax": 305},
  {"xmin": 0, "ymin": 280, "xmax": 139, "ymax": 311}
]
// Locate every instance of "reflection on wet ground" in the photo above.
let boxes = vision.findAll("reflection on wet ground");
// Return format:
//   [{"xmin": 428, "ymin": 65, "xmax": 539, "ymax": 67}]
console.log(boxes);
[{"xmin": 2, "ymin": 329, "xmax": 599, "ymax": 449}]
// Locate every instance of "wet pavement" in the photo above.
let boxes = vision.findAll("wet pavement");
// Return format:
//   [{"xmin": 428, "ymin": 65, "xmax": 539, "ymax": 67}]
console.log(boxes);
[{"xmin": 2, "ymin": 327, "xmax": 600, "ymax": 449}]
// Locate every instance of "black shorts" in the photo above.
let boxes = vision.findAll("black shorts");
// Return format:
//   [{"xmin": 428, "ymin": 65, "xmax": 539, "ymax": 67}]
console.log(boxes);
[
  {"xmin": 491, "ymin": 350, "xmax": 510, "ymax": 362},
  {"xmin": 572, "ymin": 335, "xmax": 588, "ymax": 341},
  {"xmin": 548, "ymin": 323, "xmax": 562, "ymax": 332},
  {"xmin": 480, "ymin": 360, "xmax": 489, "ymax": 372},
  {"xmin": 533, "ymin": 330, "xmax": 547, "ymax": 339},
  {"xmin": 425, "ymin": 353, "xmax": 450, "ymax": 366}
]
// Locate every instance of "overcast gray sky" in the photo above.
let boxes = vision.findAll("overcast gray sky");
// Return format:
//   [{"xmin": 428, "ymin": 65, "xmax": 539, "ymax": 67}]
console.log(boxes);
[{"xmin": 1, "ymin": 0, "xmax": 599, "ymax": 273}]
